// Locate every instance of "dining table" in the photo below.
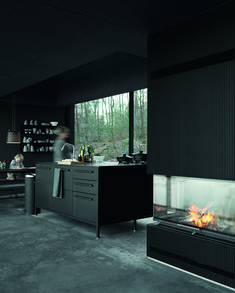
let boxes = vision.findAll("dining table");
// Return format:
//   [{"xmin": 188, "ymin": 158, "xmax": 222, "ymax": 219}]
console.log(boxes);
[
  {"xmin": 0, "ymin": 166, "xmax": 36, "ymax": 200},
  {"xmin": 0, "ymin": 166, "xmax": 36, "ymax": 174}
]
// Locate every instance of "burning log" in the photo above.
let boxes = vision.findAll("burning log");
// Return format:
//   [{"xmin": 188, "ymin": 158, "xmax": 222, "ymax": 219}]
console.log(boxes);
[
  {"xmin": 181, "ymin": 203, "xmax": 215, "ymax": 228},
  {"xmin": 178, "ymin": 203, "xmax": 234, "ymax": 233}
]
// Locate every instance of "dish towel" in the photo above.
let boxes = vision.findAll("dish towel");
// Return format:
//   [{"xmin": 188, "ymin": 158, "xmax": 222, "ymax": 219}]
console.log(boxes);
[{"xmin": 52, "ymin": 168, "xmax": 63, "ymax": 198}]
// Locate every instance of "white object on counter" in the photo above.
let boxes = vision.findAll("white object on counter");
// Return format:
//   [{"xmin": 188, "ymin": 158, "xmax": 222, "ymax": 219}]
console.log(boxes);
[{"xmin": 93, "ymin": 156, "xmax": 105, "ymax": 163}]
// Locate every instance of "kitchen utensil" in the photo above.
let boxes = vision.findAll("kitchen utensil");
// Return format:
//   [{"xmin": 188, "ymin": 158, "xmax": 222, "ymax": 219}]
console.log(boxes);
[
  {"xmin": 117, "ymin": 154, "xmax": 133, "ymax": 164},
  {"xmin": 132, "ymin": 151, "xmax": 147, "ymax": 163}
]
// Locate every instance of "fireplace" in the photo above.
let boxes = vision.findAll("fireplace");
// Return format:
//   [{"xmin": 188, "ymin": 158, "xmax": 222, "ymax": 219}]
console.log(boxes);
[
  {"xmin": 147, "ymin": 175, "xmax": 235, "ymax": 288},
  {"xmin": 153, "ymin": 176, "xmax": 235, "ymax": 237}
]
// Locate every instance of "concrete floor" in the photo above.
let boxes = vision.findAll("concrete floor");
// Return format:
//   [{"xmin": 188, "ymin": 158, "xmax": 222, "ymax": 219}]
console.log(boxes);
[{"xmin": 0, "ymin": 197, "xmax": 234, "ymax": 293}]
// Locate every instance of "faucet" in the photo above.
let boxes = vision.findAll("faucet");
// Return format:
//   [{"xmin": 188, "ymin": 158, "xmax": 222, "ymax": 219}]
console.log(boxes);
[{"xmin": 61, "ymin": 143, "xmax": 75, "ymax": 160}]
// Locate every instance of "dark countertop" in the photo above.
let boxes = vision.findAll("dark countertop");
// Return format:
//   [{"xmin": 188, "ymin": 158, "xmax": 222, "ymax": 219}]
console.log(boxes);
[{"xmin": 36, "ymin": 162, "xmax": 147, "ymax": 168}]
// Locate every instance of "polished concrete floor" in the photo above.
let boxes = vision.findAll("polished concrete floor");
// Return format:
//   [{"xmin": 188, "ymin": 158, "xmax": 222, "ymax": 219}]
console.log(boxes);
[{"xmin": 0, "ymin": 197, "xmax": 234, "ymax": 293}]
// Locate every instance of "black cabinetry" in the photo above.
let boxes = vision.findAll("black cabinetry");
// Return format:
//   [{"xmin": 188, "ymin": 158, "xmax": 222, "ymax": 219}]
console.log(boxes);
[
  {"xmin": 36, "ymin": 163, "xmax": 72, "ymax": 215},
  {"xmin": 53, "ymin": 167, "xmax": 73, "ymax": 215},
  {"xmin": 35, "ymin": 163, "xmax": 54, "ymax": 207},
  {"xmin": 35, "ymin": 162, "xmax": 153, "ymax": 237},
  {"xmin": 147, "ymin": 223, "xmax": 235, "ymax": 288},
  {"xmin": 148, "ymin": 1, "xmax": 235, "ymax": 180},
  {"xmin": 72, "ymin": 168, "xmax": 98, "ymax": 226}
]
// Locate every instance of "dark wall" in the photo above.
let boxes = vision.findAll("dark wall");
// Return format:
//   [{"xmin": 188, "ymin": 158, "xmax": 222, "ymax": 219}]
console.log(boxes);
[
  {"xmin": 0, "ymin": 102, "xmax": 68, "ymax": 168},
  {"xmin": 0, "ymin": 79, "xmax": 57, "ymax": 106},
  {"xmin": 0, "ymin": 52, "xmax": 147, "ymax": 107},
  {"xmin": 56, "ymin": 52, "xmax": 147, "ymax": 105},
  {"xmin": 148, "ymin": 1, "xmax": 235, "ymax": 180}
]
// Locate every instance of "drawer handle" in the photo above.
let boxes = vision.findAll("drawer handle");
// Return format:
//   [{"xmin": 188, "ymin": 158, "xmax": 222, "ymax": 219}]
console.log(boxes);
[
  {"xmin": 74, "ymin": 194, "xmax": 94, "ymax": 201},
  {"xmin": 74, "ymin": 170, "xmax": 94, "ymax": 174},
  {"xmin": 74, "ymin": 182, "xmax": 94, "ymax": 188}
]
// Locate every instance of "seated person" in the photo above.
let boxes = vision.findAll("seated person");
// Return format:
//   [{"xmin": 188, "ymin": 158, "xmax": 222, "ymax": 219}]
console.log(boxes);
[{"xmin": 7, "ymin": 154, "xmax": 24, "ymax": 180}]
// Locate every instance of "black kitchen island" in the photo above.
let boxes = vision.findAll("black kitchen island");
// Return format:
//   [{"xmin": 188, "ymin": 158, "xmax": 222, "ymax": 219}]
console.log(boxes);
[{"xmin": 35, "ymin": 162, "xmax": 153, "ymax": 238}]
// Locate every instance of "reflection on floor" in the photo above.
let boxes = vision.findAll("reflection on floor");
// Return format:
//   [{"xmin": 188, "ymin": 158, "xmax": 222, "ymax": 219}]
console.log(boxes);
[{"xmin": 0, "ymin": 198, "xmax": 233, "ymax": 293}]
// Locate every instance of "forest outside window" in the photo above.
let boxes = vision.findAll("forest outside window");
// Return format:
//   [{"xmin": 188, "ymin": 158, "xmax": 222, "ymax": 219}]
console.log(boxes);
[
  {"xmin": 134, "ymin": 89, "xmax": 147, "ymax": 153},
  {"xmin": 74, "ymin": 89, "xmax": 147, "ymax": 161}
]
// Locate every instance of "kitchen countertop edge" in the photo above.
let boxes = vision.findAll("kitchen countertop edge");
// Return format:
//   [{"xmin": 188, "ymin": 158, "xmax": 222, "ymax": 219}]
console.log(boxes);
[{"xmin": 36, "ymin": 162, "xmax": 147, "ymax": 168}]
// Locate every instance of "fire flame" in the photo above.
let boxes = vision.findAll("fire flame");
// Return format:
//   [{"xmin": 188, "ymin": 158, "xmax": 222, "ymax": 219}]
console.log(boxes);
[
  {"xmin": 187, "ymin": 203, "xmax": 214, "ymax": 228},
  {"xmin": 154, "ymin": 204, "xmax": 165, "ymax": 212}
]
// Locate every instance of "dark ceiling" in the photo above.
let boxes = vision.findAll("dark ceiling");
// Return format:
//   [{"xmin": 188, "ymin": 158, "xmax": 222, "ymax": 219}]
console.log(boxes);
[{"xmin": 0, "ymin": 0, "xmax": 229, "ymax": 102}]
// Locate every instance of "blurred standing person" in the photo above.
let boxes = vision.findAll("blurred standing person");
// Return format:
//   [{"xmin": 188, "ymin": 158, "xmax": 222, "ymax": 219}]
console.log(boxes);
[{"xmin": 53, "ymin": 126, "xmax": 72, "ymax": 162}]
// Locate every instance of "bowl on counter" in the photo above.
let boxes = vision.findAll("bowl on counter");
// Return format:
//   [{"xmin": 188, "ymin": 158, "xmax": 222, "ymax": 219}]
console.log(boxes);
[{"xmin": 50, "ymin": 121, "xmax": 58, "ymax": 126}]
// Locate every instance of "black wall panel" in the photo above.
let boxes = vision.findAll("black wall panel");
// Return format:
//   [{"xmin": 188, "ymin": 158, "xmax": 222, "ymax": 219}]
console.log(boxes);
[
  {"xmin": 148, "ymin": 1, "xmax": 235, "ymax": 179},
  {"xmin": 148, "ymin": 1, "xmax": 235, "ymax": 72}
]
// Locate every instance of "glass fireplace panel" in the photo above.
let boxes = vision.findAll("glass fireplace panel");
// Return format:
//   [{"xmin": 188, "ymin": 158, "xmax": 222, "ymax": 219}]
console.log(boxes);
[{"xmin": 153, "ymin": 175, "xmax": 235, "ymax": 236}]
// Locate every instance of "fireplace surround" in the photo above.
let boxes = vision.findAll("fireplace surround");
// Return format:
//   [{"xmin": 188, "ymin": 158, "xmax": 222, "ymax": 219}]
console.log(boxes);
[{"xmin": 147, "ymin": 175, "xmax": 235, "ymax": 288}]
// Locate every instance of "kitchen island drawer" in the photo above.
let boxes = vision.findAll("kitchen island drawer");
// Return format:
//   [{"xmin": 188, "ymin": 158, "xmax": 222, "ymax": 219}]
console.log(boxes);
[
  {"xmin": 73, "ymin": 192, "xmax": 97, "ymax": 223},
  {"xmin": 73, "ymin": 167, "xmax": 97, "ymax": 181},
  {"xmin": 72, "ymin": 179, "xmax": 98, "ymax": 194}
]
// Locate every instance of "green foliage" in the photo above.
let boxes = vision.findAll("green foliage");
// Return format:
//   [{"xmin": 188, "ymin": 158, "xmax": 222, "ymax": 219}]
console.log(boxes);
[
  {"xmin": 87, "ymin": 144, "xmax": 94, "ymax": 154},
  {"xmin": 79, "ymin": 144, "xmax": 94, "ymax": 155},
  {"xmin": 75, "ymin": 89, "xmax": 147, "ymax": 160}
]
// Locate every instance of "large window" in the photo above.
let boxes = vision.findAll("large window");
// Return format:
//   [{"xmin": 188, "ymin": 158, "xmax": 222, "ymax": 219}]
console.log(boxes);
[{"xmin": 74, "ymin": 89, "xmax": 147, "ymax": 161}]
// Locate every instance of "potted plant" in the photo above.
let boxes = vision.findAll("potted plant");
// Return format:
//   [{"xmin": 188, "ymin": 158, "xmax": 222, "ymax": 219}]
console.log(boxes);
[
  {"xmin": 79, "ymin": 144, "xmax": 95, "ymax": 162},
  {"xmin": 94, "ymin": 152, "xmax": 105, "ymax": 163}
]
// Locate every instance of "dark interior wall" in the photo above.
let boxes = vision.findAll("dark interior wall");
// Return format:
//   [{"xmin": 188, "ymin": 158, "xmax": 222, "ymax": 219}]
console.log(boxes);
[
  {"xmin": 0, "ymin": 52, "xmax": 147, "ymax": 107},
  {"xmin": 0, "ymin": 102, "xmax": 67, "ymax": 168},
  {"xmin": 0, "ymin": 79, "xmax": 57, "ymax": 106},
  {"xmin": 148, "ymin": 1, "xmax": 235, "ymax": 180},
  {"xmin": 56, "ymin": 52, "xmax": 147, "ymax": 105}
]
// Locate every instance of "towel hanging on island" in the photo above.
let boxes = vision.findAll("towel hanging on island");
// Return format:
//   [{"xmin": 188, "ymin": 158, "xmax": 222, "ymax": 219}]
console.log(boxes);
[{"xmin": 52, "ymin": 168, "xmax": 63, "ymax": 198}]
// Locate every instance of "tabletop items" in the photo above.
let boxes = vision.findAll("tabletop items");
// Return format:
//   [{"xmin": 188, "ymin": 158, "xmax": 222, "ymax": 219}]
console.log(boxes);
[{"xmin": 0, "ymin": 161, "xmax": 6, "ymax": 169}]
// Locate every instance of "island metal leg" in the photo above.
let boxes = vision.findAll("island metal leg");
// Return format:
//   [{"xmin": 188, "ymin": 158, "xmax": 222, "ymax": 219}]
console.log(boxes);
[
  {"xmin": 96, "ymin": 223, "xmax": 100, "ymax": 239},
  {"xmin": 133, "ymin": 219, "xmax": 137, "ymax": 231}
]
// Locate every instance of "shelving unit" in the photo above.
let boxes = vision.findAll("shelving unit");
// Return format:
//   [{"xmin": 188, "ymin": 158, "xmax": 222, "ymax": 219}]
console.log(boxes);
[{"xmin": 20, "ymin": 121, "xmax": 56, "ymax": 154}]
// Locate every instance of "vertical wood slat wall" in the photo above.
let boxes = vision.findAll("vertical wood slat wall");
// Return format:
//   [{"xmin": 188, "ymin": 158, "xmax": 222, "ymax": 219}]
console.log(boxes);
[{"xmin": 147, "ymin": 1, "xmax": 235, "ymax": 180}]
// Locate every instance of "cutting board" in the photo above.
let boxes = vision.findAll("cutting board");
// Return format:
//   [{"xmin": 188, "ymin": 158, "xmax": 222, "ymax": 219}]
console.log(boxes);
[{"xmin": 58, "ymin": 161, "xmax": 83, "ymax": 165}]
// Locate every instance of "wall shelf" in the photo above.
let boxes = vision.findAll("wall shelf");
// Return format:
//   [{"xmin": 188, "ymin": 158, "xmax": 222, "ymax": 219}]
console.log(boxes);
[{"xmin": 20, "ymin": 122, "xmax": 56, "ymax": 153}]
